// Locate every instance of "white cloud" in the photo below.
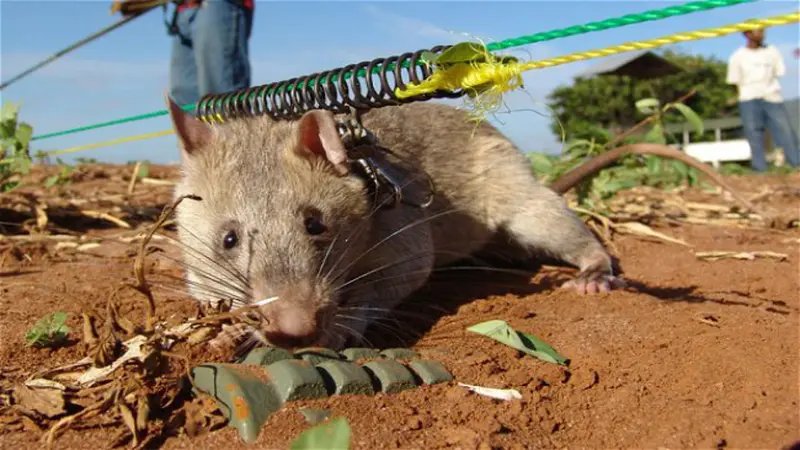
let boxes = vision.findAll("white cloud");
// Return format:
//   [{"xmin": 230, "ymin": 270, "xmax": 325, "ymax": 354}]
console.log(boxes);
[{"xmin": 361, "ymin": 5, "xmax": 470, "ymax": 45}]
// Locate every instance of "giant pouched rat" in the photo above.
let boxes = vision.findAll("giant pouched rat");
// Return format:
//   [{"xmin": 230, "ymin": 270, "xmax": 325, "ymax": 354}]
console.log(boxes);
[{"xmin": 166, "ymin": 96, "xmax": 628, "ymax": 350}]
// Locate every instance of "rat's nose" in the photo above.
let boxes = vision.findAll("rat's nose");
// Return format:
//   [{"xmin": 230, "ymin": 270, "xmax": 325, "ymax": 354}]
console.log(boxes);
[
  {"xmin": 263, "ymin": 309, "xmax": 320, "ymax": 348},
  {"xmin": 251, "ymin": 280, "xmax": 323, "ymax": 348}
]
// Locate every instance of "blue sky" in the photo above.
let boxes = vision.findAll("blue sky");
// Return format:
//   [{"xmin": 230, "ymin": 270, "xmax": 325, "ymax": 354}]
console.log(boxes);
[{"xmin": 1, "ymin": 0, "xmax": 799, "ymax": 165}]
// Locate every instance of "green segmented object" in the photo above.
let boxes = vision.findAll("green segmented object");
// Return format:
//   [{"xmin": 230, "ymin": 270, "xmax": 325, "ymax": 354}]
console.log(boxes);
[{"xmin": 190, "ymin": 346, "xmax": 454, "ymax": 443}]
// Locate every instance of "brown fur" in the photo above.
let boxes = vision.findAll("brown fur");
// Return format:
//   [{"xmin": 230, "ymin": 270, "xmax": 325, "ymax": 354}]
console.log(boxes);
[{"xmin": 167, "ymin": 99, "xmax": 624, "ymax": 350}]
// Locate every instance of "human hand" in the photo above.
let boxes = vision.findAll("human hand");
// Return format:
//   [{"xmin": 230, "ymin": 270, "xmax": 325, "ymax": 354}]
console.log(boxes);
[{"xmin": 110, "ymin": 0, "xmax": 162, "ymax": 18}]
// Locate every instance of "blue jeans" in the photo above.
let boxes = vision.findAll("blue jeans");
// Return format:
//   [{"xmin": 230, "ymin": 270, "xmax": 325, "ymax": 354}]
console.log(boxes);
[
  {"xmin": 168, "ymin": 0, "xmax": 253, "ymax": 110},
  {"xmin": 738, "ymin": 99, "xmax": 800, "ymax": 171}
]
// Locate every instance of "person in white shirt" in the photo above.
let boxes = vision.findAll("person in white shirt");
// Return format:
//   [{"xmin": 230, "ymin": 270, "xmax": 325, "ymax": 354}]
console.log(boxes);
[{"xmin": 726, "ymin": 27, "xmax": 799, "ymax": 171}]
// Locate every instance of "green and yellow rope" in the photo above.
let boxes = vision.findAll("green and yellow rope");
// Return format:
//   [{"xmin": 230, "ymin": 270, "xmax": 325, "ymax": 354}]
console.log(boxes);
[
  {"xmin": 395, "ymin": 11, "xmax": 800, "ymax": 100},
  {"xmin": 37, "ymin": 9, "xmax": 800, "ymax": 157},
  {"xmin": 30, "ymin": 0, "xmax": 758, "ymax": 142}
]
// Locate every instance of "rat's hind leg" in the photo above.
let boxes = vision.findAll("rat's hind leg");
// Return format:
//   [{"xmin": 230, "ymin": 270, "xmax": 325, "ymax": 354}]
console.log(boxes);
[{"xmin": 483, "ymin": 159, "xmax": 625, "ymax": 294}]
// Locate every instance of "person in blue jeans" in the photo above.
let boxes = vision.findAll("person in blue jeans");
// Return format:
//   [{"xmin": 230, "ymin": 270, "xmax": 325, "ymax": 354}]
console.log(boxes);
[
  {"xmin": 726, "ymin": 27, "xmax": 799, "ymax": 172},
  {"xmin": 117, "ymin": 0, "xmax": 253, "ymax": 110}
]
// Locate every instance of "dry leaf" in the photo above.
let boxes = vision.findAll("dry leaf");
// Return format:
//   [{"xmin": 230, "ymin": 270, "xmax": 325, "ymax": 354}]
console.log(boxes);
[
  {"xmin": 118, "ymin": 401, "xmax": 139, "ymax": 446},
  {"xmin": 136, "ymin": 396, "xmax": 150, "ymax": 432},
  {"xmin": 79, "ymin": 335, "xmax": 152, "ymax": 386},
  {"xmin": 24, "ymin": 379, "xmax": 66, "ymax": 391},
  {"xmin": 108, "ymin": 299, "xmax": 136, "ymax": 335},
  {"xmin": 457, "ymin": 383, "xmax": 522, "ymax": 401},
  {"xmin": 614, "ymin": 222, "xmax": 691, "ymax": 247},
  {"xmin": 12, "ymin": 384, "xmax": 66, "ymax": 418},
  {"xmin": 90, "ymin": 331, "xmax": 121, "ymax": 368},
  {"xmin": 76, "ymin": 243, "xmax": 102, "ymax": 252},
  {"xmin": 82, "ymin": 313, "xmax": 98, "ymax": 346},
  {"xmin": 186, "ymin": 326, "xmax": 218, "ymax": 346},
  {"xmin": 34, "ymin": 203, "xmax": 49, "ymax": 230},
  {"xmin": 80, "ymin": 210, "xmax": 131, "ymax": 229},
  {"xmin": 684, "ymin": 202, "xmax": 731, "ymax": 213},
  {"xmin": 695, "ymin": 251, "xmax": 788, "ymax": 262}
]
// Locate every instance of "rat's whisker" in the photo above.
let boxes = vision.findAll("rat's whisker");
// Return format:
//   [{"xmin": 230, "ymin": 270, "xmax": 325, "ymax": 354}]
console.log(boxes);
[
  {"xmin": 333, "ymin": 246, "xmax": 510, "ymax": 294},
  {"xmin": 333, "ymin": 251, "xmax": 437, "ymax": 293},
  {"xmin": 154, "ymin": 267, "xmax": 249, "ymax": 298},
  {"xmin": 251, "ymin": 296, "xmax": 279, "ymax": 307},
  {"xmin": 164, "ymin": 238, "xmax": 250, "ymax": 290},
  {"xmin": 317, "ymin": 234, "xmax": 339, "ymax": 280},
  {"xmin": 169, "ymin": 225, "xmax": 250, "ymax": 285},
  {"xmin": 155, "ymin": 256, "xmax": 251, "ymax": 298},
  {"xmin": 151, "ymin": 279, "xmax": 248, "ymax": 306},
  {"xmin": 342, "ymin": 264, "xmax": 532, "ymax": 294},
  {"xmin": 328, "ymin": 208, "xmax": 462, "ymax": 284},
  {"xmin": 335, "ymin": 312, "xmax": 411, "ymax": 346},
  {"xmin": 333, "ymin": 322, "xmax": 376, "ymax": 349}
]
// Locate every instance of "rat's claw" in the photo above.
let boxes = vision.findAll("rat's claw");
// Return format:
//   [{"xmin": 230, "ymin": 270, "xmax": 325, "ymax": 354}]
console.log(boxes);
[{"xmin": 561, "ymin": 272, "xmax": 626, "ymax": 295}]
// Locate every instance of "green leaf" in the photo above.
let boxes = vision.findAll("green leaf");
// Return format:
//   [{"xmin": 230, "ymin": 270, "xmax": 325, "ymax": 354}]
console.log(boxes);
[
  {"xmin": 289, "ymin": 417, "xmax": 351, "ymax": 450},
  {"xmin": 44, "ymin": 175, "xmax": 60, "ymax": 188},
  {"xmin": 644, "ymin": 123, "xmax": 666, "ymax": 144},
  {"xmin": 137, "ymin": 163, "xmax": 150, "ymax": 179},
  {"xmin": 1, "ymin": 137, "xmax": 17, "ymax": 157},
  {"xmin": 563, "ymin": 139, "xmax": 592, "ymax": 158},
  {"xmin": 2, "ymin": 181, "xmax": 20, "ymax": 192},
  {"xmin": 669, "ymin": 160, "xmax": 690, "ymax": 179},
  {"xmin": 528, "ymin": 152, "xmax": 554, "ymax": 175},
  {"xmin": 635, "ymin": 98, "xmax": 660, "ymax": 115},
  {"xmin": 670, "ymin": 102, "xmax": 705, "ymax": 137},
  {"xmin": 466, "ymin": 319, "xmax": 568, "ymax": 365},
  {"xmin": 15, "ymin": 123, "xmax": 33, "ymax": 149},
  {"xmin": 24, "ymin": 311, "xmax": 70, "ymax": 347},
  {"xmin": 429, "ymin": 42, "xmax": 519, "ymax": 67},
  {"xmin": 646, "ymin": 155, "xmax": 662, "ymax": 175},
  {"xmin": 10, "ymin": 155, "xmax": 32, "ymax": 176},
  {"xmin": 432, "ymin": 42, "xmax": 487, "ymax": 65},
  {"xmin": 419, "ymin": 51, "xmax": 439, "ymax": 65},
  {"xmin": 597, "ymin": 178, "xmax": 640, "ymax": 197},
  {"xmin": 1, "ymin": 101, "xmax": 19, "ymax": 123}
]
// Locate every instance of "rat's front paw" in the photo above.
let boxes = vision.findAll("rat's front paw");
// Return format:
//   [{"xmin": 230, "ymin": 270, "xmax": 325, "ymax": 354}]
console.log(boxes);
[{"xmin": 561, "ymin": 270, "xmax": 626, "ymax": 295}]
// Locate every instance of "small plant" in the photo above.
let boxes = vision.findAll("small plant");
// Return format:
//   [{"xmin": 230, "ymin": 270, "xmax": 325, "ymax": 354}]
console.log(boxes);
[
  {"xmin": 24, "ymin": 311, "xmax": 71, "ymax": 348},
  {"xmin": 75, "ymin": 157, "xmax": 98, "ymax": 165},
  {"xmin": 0, "ymin": 101, "xmax": 34, "ymax": 192},
  {"xmin": 137, "ymin": 160, "xmax": 151, "ymax": 179},
  {"xmin": 531, "ymin": 93, "xmax": 707, "ymax": 209},
  {"xmin": 44, "ymin": 158, "xmax": 75, "ymax": 188}
]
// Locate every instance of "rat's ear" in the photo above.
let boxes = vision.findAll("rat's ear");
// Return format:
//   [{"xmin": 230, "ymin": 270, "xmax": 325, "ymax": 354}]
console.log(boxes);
[
  {"xmin": 295, "ymin": 110, "xmax": 349, "ymax": 176},
  {"xmin": 164, "ymin": 92, "xmax": 211, "ymax": 157}
]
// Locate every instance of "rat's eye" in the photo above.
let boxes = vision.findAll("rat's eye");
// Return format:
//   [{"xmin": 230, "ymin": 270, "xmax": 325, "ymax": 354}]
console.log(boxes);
[
  {"xmin": 304, "ymin": 217, "xmax": 327, "ymax": 236},
  {"xmin": 222, "ymin": 230, "xmax": 239, "ymax": 249}
]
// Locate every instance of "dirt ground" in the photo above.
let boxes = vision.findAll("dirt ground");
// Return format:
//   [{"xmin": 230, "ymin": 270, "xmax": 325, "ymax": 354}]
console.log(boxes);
[{"xmin": 0, "ymin": 163, "xmax": 798, "ymax": 450}]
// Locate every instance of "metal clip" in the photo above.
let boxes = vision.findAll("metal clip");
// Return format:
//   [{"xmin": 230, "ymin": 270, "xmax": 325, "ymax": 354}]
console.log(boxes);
[{"xmin": 336, "ymin": 107, "xmax": 434, "ymax": 210}]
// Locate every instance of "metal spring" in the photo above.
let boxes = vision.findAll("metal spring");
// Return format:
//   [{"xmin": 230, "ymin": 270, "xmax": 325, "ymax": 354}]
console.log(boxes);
[{"xmin": 195, "ymin": 45, "xmax": 466, "ymax": 123}]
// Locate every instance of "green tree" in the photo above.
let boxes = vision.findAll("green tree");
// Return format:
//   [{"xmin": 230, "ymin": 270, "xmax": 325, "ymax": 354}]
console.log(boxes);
[{"xmin": 546, "ymin": 49, "xmax": 738, "ymax": 144}]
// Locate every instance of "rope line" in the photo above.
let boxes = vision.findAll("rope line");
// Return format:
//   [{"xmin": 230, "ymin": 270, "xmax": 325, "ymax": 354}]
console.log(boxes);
[
  {"xmin": 43, "ymin": 130, "xmax": 174, "ymax": 157},
  {"xmin": 39, "ymin": 10, "xmax": 799, "ymax": 158},
  {"xmin": 395, "ymin": 11, "xmax": 800, "ymax": 99},
  {"xmin": 30, "ymin": 0, "xmax": 755, "ymax": 142}
]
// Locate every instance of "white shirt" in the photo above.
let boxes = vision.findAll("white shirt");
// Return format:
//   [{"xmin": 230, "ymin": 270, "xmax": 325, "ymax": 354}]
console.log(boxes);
[{"xmin": 726, "ymin": 45, "xmax": 786, "ymax": 103}]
